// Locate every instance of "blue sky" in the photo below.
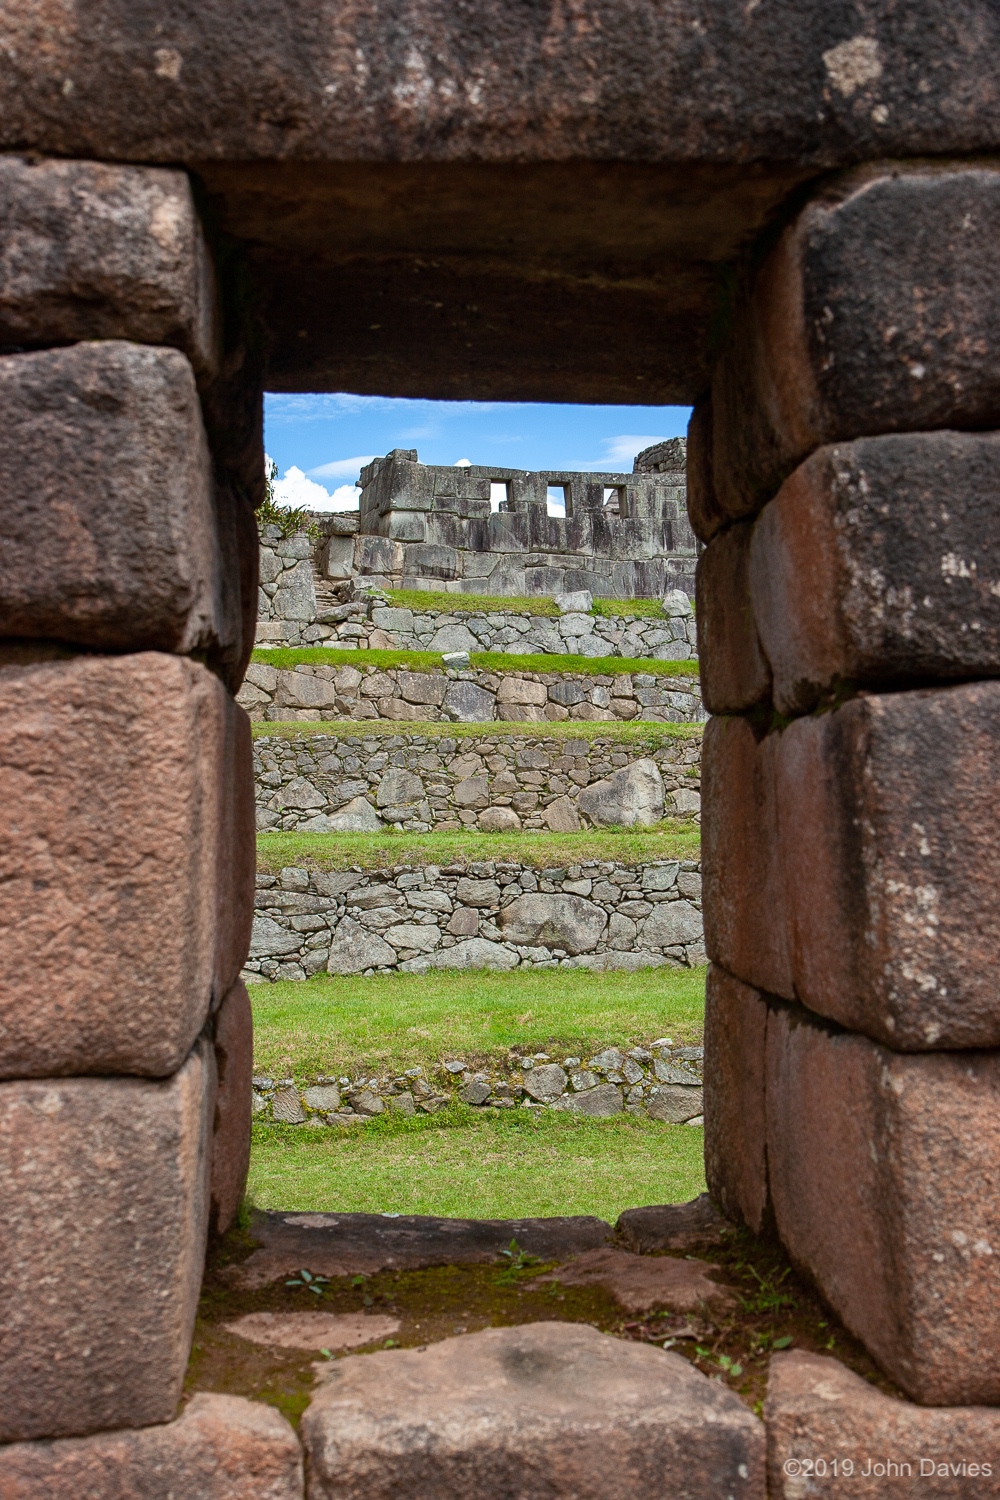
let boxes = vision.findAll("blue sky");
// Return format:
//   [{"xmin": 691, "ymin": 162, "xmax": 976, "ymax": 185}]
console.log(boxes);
[{"xmin": 265, "ymin": 393, "xmax": 691, "ymax": 510}]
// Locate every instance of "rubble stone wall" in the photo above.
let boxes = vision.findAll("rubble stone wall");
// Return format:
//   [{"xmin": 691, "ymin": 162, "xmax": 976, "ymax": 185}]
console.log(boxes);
[
  {"xmin": 246, "ymin": 859, "xmax": 705, "ymax": 983},
  {"xmin": 254, "ymin": 728, "xmax": 701, "ymax": 833},
  {"xmin": 239, "ymin": 660, "xmax": 704, "ymax": 727}
]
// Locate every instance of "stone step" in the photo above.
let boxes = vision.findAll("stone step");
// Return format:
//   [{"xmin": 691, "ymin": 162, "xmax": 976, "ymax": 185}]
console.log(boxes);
[{"xmin": 301, "ymin": 1321, "xmax": 764, "ymax": 1499}]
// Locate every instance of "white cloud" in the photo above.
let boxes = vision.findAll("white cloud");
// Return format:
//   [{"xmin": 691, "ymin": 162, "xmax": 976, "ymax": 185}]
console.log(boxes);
[
  {"xmin": 307, "ymin": 454, "xmax": 376, "ymax": 481},
  {"xmin": 568, "ymin": 434, "xmax": 668, "ymax": 472},
  {"xmin": 273, "ymin": 465, "xmax": 360, "ymax": 513},
  {"xmin": 454, "ymin": 457, "xmax": 472, "ymax": 467}
]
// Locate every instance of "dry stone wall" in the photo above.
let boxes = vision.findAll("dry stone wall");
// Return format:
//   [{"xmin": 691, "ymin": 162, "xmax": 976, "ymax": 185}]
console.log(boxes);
[
  {"xmin": 252, "ymin": 1038, "xmax": 705, "ymax": 1128},
  {"xmin": 239, "ymin": 660, "xmax": 704, "ymax": 727},
  {"xmin": 246, "ymin": 859, "xmax": 705, "ymax": 983},
  {"xmin": 254, "ymin": 729, "xmax": 701, "ymax": 833}
]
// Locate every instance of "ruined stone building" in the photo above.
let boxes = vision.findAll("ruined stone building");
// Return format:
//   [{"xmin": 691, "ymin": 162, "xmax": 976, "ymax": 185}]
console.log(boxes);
[{"xmin": 319, "ymin": 438, "xmax": 696, "ymax": 598}]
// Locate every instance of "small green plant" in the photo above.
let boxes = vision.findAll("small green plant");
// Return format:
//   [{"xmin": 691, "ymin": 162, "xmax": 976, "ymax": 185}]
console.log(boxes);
[
  {"xmin": 494, "ymin": 1238, "xmax": 542, "ymax": 1284},
  {"xmin": 695, "ymin": 1346, "xmax": 743, "ymax": 1379},
  {"xmin": 285, "ymin": 1267, "xmax": 330, "ymax": 1296},
  {"xmin": 258, "ymin": 459, "xmax": 321, "ymax": 540}
]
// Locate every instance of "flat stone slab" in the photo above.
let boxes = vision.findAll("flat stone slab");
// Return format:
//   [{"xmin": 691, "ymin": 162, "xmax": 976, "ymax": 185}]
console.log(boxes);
[
  {"xmin": 225, "ymin": 1312, "xmax": 400, "ymax": 1351},
  {"xmin": 766, "ymin": 1350, "xmax": 1000, "ymax": 1497},
  {"xmin": 535, "ymin": 1247, "xmax": 737, "ymax": 1315},
  {"xmin": 227, "ymin": 1211, "xmax": 613, "ymax": 1289},
  {"xmin": 303, "ymin": 1321, "xmax": 764, "ymax": 1499},
  {"xmin": 616, "ymin": 1194, "xmax": 731, "ymax": 1253}
]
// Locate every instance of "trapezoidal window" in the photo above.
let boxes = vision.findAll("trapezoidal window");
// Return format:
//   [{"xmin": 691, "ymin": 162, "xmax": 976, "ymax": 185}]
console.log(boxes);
[
  {"xmin": 489, "ymin": 481, "xmax": 511, "ymax": 512},
  {"xmin": 603, "ymin": 485, "xmax": 628, "ymax": 517},
  {"xmin": 546, "ymin": 484, "xmax": 572, "ymax": 518}
]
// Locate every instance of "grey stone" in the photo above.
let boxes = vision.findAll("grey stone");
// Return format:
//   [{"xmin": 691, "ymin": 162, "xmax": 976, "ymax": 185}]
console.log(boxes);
[
  {"xmin": 499, "ymin": 893, "xmax": 608, "ymax": 955},
  {"xmin": 647, "ymin": 1087, "xmax": 704, "ymax": 1123},
  {"xmin": 522, "ymin": 1064, "xmax": 568, "ymax": 1101},
  {"xmin": 376, "ymin": 767, "xmax": 424, "ymax": 808},
  {"xmin": 323, "ymin": 796, "xmax": 383, "ymax": 832},
  {"xmin": 371, "ymin": 607, "xmax": 414, "ymax": 633},
  {"xmin": 662, "ymin": 589, "xmax": 693, "ymax": 617},
  {"xmin": 654, "ymin": 1060, "xmax": 702, "ymax": 1086},
  {"xmin": 430, "ymin": 622, "xmax": 478, "ymax": 653},
  {"xmin": 385, "ymin": 923, "xmax": 440, "ymax": 953},
  {"xmin": 552, "ymin": 1083, "xmax": 624, "ymax": 1117},
  {"xmin": 577, "ymin": 759, "xmax": 664, "ymax": 827},
  {"xmin": 303, "ymin": 1085, "xmax": 342, "ymax": 1112},
  {"xmin": 441, "ymin": 650, "xmax": 470, "ymax": 669},
  {"xmin": 641, "ymin": 863, "xmax": 680, "ymax": 891},
  {"xmin": 590, "ymin": 1048, "xmax": 625, "ymax": 1072},
  {"xmin": 350, "ymin": 1090, "xmax": 384, "ymax": 1116},
  {"xmin": 641, "ymin": 901, "xmax": 703, "ymax": 949},
  {"xmin": 249, "ymin": 916, "xmax": 301, "ymax": 959},
  {"xmin": 387, "ymin": 1091, "xmax": 416, "ymax": 1116},
  {"xmin": 623, "ymin": 1059, "xmax": 645, "ymax": 1085},
  {"xmin": 571, "ymin": 1070, "xmax": 599, "ymax": 1091},
  {"xmin": 455, "ymin": 878, "xmax": 501, "ymax": 908},
  {"xmin": 478, "ymin": 806, "xmax": 521, "ymax": 831},
  {"xmin": 432, "ymin": 939, "xmax": 518, "ymax": 971},
  {"xmin": 443, "ymin": 681, "xmax": 496, "ymax": 722},
  {"xmin": 555, "ymin": 589, "xmax": 594, "ymax": 614},
  {"xmin": 272, "ymin": 1087, "xmax": 307, "ymax": 1124},
  {"xmin": 459, "ymin": 1079, "xmax": 493, "ymax": 1105},
  {"xmin": 271, "ymin": 777, "xmax": 325, "ymax": 811},
  {"xmin": 326, "ymin": 919, "xmax": 396, "ymax": 974}
]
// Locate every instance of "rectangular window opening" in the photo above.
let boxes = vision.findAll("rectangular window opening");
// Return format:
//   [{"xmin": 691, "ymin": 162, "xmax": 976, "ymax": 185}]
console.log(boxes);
[
  {"xmin": 546, "ymin": 484, "xmax": 572, "ymax": 518},
  {"xmin": 603, "ymin": 485, "xmax": 628, "ymax": 518},
  {"xmin": 489, "ymin": 480, "xmax": 511, "ymax": 512}
]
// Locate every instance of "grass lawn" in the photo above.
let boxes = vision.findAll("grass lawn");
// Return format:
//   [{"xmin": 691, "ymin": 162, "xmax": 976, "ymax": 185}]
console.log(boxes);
[
  {"xmin": 251, "ymin": 717, "xmax": 703, "ymax": 746},
  {"xmin": 247, "ymin": 967, "xmax": 708, "ymax": 1221},
  {"xmin": 382, "ymin": 589, "xmax": 676, "ymax": 623},
  {"xmin": 250, "ymin": 966, "xmax": 706, "ymax": 1078},
  {"xmin": 256, "ymin": 821, "xmax": 701, "ymax": 873},
  {"xmin": 248, "ymin": 1109, "xmax": 706, "ymax": 1222},
  {"xmin": 251, "ymin": 645, "xmax": 699, "ymax": 678}
]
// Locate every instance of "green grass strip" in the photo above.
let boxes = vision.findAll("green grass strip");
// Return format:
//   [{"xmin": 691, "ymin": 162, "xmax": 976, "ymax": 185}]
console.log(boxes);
[
  {"xmin": 251, "ymin": 717, "xmax": 703, "ymax": 744},
  {"xmin": 257, "ymin": 821, "xmax": 702, "ymax": 872},
  {"xmin": 592, "ymin": 598, "xmax": 673, "ymax": 619},
  {"xmin": 385, "ymin": 589, "xmax": 560, "ymax": 617},
  {"xmin": 251, "ymin": 966, "xmax": 705, "ymax": 1078},
  {"xmin": 251, "ymin": 645, "xmax": 699, "ymax": 679},
  {"xmin": 248, "ymin": 1110, "xmax": 705, "ymax": 1220}
]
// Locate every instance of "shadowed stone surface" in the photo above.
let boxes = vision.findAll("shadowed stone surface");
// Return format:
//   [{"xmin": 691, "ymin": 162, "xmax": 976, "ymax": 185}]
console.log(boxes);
[
  {"xmin": 0, "ymin": 342, "xmax": 235, "ymax": 661},
  {"xmin": 0, "ymin": 1041, "xmax": 213, "ymax": 1442},
  {"xmin": 210, "ymin": 980, "xmax": 253, "ymax": 1237},
  {"xmin": 696, "ymin": 520, "xmax": 771, "ymax": 715},
  {"xmin": 709, "ymin": 165, "xmax": 1000, "ymax": 528},
  {"xmin": 303, "ymin": 1322, "xmax": 764, "ymax": 1498},
  {"xmin": 778, "ymin": 682, "xmax": 1000, "ymax": 1049},
  {"xmin": 767, "ymin": 1002, "xmax": 1000, "ymax": 1406},
  {"xmin": 766, "ymin": 1351, "xmax": 1000, "ymax": 1498},
  {"xmin": 704, "ymin": 966, "xmax": 770, "ymax": 1234},
  {"xmin": 0, "ymin": 155, "xmax": 218, "ymax": 376},
  {"xmin": 615, "ymin": 1194, "xmax": 729, "ymax": 1254},
  {"xmin": 226, "ymin": 1211, "xmax": 613, "ymax": 1290},
  {"xmin": 0, "ymin": 1392, "xmax": 303, "ymax": 1499},
  {"xmin": 0, "ymin": 653, "xmax": 231, "ymax": 1078},
  {"xmin": 536, "ymin": 1249, "xmax": 736, "ymax": 1315}
]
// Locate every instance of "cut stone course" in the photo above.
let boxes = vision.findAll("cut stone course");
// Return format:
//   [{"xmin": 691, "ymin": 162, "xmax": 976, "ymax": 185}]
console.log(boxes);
[
  {"xmin": 302, "ymin": 1322, "xmax": 764, "ymax": 1500},
  {"xmin": 0, "ymin": 1040, "xmax": 214, "ymax": 1442},
  {"xmin": 210, "ymin": 980, "xmax": 253, "ymax": 1238},
  {"xmin": 703, "ymin": 966, "xmax": 770, "ymax": 1235},
  {"xmin": 0, "ymin": 1392, "xmax": 303, "ymax": 1500},
  {"xmin": 254, "ymin": 727, "xmax": 700, "ymax": 834},
  {"xmin": 0, "ymin": 653, "xmax": 234, "ymax": 1078}
]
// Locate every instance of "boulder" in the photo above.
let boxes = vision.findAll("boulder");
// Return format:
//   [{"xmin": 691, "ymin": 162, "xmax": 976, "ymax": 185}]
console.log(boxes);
[
  {"xmin": 551, "ymin": 1083, "xmax": 623, "ymax": 1117},
  {"xmin": 615, "ymin": 1195, "xmax": 730, "ymax": 1254},
  {"xmin": 499, "ymin": 893, "xmax": 608, "ymax": 955},
  {"xmin": 522, "ymin": 1064, "xmax": 568, "ymax": 1101},
  {"xmin": 326, "ymin": 918, "xmax": 395, "ymax": 974},
  {"xmin": 647, "ymin": 1086, "xmax": 704, "ymax": 1123},
  {"xmin": 555, "ymin": 589, "xmax": 594, "ymax": 614},
  {"xmin": 577, "ymin": 759, "xmax": 664, "ymax": 827},
  {"xmin": 662, "ymin": 589, "xmax": 693, "ymax": 617},
  {"xmin": 302, "ymin": 1322, "xmax": 763, "ymax": 1499},
  {"xmin": 478, "ymin": 806, "xmax": 522, "ymax": 831},
  {"xmin": 250, "ymin": 916, "xmax": 301, "ymax": 958},
  {"xmin": 429, "ymin": 622, "xmax": 478, "ymax": 653},
  {"xmin": 641, "ymin": 901, "xmax": 703, "ymax": 948},
  {"xmin": 323, "ymin": 796, "xmax": 383, "ymax": 832},
  {"xmin": 375, "ymin": 767, "xmax": 424, "ymax": 808},
  {"xmin": 432, "ymin": 938, "xmax": 518, "ymax": 971},
  {"xmin": 543, "ymin": 795, "xmax": 582, "ymax": 832},
  {"xmin": 443, "ymin": 680, "xmax": 496, "ymax": 722}
]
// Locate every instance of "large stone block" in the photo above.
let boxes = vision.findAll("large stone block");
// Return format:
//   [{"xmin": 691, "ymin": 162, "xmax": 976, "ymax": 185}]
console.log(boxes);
[
  {"xmin": 0, "ymin": 1041, "xmax": 214, "ymax": 1442},
  {"xmin": 0, "ymin": 341, "xmax": 240, "ymax": 663},
  {"xmin": 215, "ymin": 695, "xmax": 256, "ymax": 999},
  {"xmin": 703, "ymin": 965, "xmax": 770, "ymax": 1234},
  {"xmin": 303, "ymin": 1322, "xmax": 763, "ymax": 1498},
  {"xmin": 0, "ymin": 1391, "xmax": 303, "ymax": 1498},
  {"xmin": 777, "ymin": 683, "xmax": 1000, "ymax": 1049},
  {"xmin": 766, "ymin": 1002, "xmax": 1000, "ymax": 1406},
  {"xmin": 696, "ymin": 520, "xmax": 771, "ymax": 714},
  {"xmin": 0, "ymin": 155, "xmax": 218, "ymax": 377},
  {"xmin": 701, "ymin": 716, "xmax": 793, "ymax": 998},
  {"xmin": 710, "ymin": 165, "xmax": 1000, "ymax": 528},
  {"xmin": 211, "ymin": 980, "xmax": 253, "ymax": 1237},
  {"xmin": 0, "ymin": 653, "xmax": 230, "ymax": 1077},
  {"xmin": 766, "ymin": 1350, "xmax": 1000, "ymax": 1498},
  {"xmin": 751, "ymin": 433, "xmax": 1000, "ymax": 715}
]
